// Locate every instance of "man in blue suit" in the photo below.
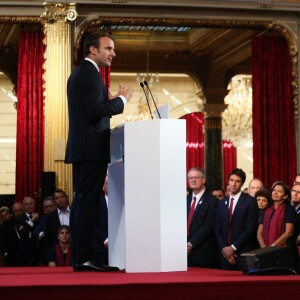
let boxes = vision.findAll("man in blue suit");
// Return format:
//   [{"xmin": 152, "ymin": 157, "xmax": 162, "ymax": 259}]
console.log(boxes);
[
  {"xmin": 65, "ymin": 32, "xmax": 134, "ymax": 272},
  {"xmin": 215, "ymin": 168, "xmax": 258, "ymax": 270}
]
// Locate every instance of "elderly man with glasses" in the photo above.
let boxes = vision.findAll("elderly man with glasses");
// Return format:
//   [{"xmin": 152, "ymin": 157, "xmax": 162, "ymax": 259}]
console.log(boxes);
[{"xmin": 186, "ymin": 167, "xmax": 219, "ymax": 268}]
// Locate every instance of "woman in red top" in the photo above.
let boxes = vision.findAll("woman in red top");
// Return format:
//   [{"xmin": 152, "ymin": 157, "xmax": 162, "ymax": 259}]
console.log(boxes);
[{"xmin": 257, "ymin": 181, "xmax": 297, "ymax": 269}]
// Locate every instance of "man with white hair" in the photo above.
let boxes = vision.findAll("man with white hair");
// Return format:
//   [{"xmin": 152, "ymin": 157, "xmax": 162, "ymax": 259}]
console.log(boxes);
[{"xmin": 248, "ymin": 178, "xmax": 264, "ymax": 197}]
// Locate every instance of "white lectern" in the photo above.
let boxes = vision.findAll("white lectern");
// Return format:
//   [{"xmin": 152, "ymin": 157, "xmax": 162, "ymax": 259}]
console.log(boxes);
[{"xmin": 108, "ymin": 119, "xmax": 187, "ymax": 273}]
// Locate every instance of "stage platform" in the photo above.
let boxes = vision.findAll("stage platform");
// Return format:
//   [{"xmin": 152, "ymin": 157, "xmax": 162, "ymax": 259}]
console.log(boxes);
[{"xmin": 1, "ymin": 267, "xmax": 299, "ymax": 299}]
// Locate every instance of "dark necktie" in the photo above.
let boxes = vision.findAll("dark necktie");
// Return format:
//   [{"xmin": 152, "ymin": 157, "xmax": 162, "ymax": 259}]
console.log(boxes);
[
  {"xmin": 187, "ymin": 196, "xmax": 197, "ymax": 237},
  {"xmin": 227, "ymin": 197, "xmax": 234, "ymax": 244}
]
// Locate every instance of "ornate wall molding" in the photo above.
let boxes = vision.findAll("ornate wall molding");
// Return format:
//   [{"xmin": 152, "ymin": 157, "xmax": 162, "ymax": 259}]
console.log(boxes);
[
  {"xmin": 73, "ymin": 16, "xmax": 298, "ymax": 118},
  {"xmin": 0, "ymin": 16, "xmax": 41, "ymax": 24}
]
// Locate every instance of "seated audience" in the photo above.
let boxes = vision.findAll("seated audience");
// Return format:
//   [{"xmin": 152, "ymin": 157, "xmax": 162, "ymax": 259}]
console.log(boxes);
[{"xmin": 47, "ymin": 225, "xmax": 72, "ymax": 267}]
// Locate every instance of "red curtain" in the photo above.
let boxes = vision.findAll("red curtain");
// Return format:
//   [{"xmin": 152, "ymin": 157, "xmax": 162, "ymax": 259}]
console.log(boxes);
[
  {"xmin": 223, "ymin": 140, "xmax": 237, "ymax": 187},
  {"xmin": 180, "ymin": 112, "xmax": 205, "ymax": 173},
  {"xmin": 100, "ymin": 67, "xmax": 110, "ymax": 88},
  {"xmin": 252, "ymin": 36, "xmax": 296, "ymax": 189},
  {"xmin": 180, "ymin": 113, "xmax": 237, "ymax": 186},
  {"xmin": 15, "ymin": 31, "xmax": 45, "ymax": 211}
]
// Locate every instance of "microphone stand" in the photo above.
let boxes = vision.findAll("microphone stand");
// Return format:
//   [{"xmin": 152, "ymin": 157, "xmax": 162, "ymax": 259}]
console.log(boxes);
[
  {"xmin": 143, "ymin": 80, "xmax": 161, "ymax": 119},
  {"xmin": 140, "ymin": 82, "xmax": 154, "ymax": 119}
]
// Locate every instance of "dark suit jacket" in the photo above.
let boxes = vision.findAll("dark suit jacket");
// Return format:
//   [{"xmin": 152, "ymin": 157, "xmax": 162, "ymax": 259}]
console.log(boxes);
[
  {"xmin": 43, "ymin": 209, "xmax": 61, "ymax": 254},
  {"xmin": 215, "ymin": 192, "xmax": 258, "ymax": 255},
  {"xmin": 187, "ymin": 190, "xmax": 219, "ymax": 268},
  {"xmin": 295, "ymin": 206, "xmax": 300, "ymax": 234},
  {"xmin": 15, "ymin": 213, "xmax": 40, "ymax": 265},
  {"xmin": 0, "ymin": 217, "xmax": 20, "ymax": 266},
  {"xmin": 65, "ymin": 59, "xmax": 124, "ymax": 163},
  {"xmin": 33, "ymin": 215, "xmax": 51, "ymax": 265}
]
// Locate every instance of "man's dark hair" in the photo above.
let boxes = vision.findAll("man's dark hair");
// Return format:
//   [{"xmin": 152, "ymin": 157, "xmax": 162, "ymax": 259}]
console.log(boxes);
[
  {"xmin": 53, "ymin": 189, "xmax": 67, "ymax": 198},
  {"xmin": 83, "ymin": 32, "xmax": 114, "ymax": 56},
  {"xmin": 57, "ymin": 224, "xmax": 71, "ymax": 235},
  {"xmin": 43, "ymin": 196, "xmax": 54, "ymax": 203},
  {"xmin": 211, "ymin": 187, "xmax": 225, "ymax": 195},
  {"xmin": 228, "ymin": 168, "xmax": 246, "ymax": 184}
]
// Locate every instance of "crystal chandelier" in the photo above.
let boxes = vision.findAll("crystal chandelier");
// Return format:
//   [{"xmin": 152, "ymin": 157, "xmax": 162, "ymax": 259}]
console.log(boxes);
[
  {"xmin": 126, "ymin": 35, "xmax": 159, "ymax": 122},
  {"xmin": 222, "ymin": 74, "xmax": 252, "ymax": 147}
]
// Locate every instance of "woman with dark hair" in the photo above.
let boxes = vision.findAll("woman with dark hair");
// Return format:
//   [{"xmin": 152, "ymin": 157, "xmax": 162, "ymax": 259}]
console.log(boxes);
[
  {"xmin": 47, "ymin": 225, "xmax": 72, "ymax": 267},
  {"xmin": 255, "ymin": 188, "xmax": 272, "ymax": 219},
  {"xmin": 257, "ymin": 181, "xmax": 297, "ymax": 267}
]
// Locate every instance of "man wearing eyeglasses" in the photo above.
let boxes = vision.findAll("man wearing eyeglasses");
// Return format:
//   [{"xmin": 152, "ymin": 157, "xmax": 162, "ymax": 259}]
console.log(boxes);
[
  {"xmin": 291, "ymin": 183, "xmax": 300, "ymax": 273},
  {"xmin": 186, "ymin": 167, "xmax": 219, "ymax": 268}
]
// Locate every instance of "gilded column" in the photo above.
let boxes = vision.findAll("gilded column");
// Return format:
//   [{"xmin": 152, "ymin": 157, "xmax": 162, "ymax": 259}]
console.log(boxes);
[
  {"xmin": 41, "ymin": 2, "xmax": 77, "ymax": 198},
  {"xmin": 203, "ymin": 93, "xmax": 227, "ymax": 189}
]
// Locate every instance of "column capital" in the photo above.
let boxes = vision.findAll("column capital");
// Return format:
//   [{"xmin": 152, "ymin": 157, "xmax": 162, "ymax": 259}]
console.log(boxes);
[
  {"xmin": 202, "ymin": 88, "xmax": 228, "ymax": 104},
  {"xmin": 41, "ymin": 2, "xmax": 77, "ymax": 23},
  {"xmin": 203, "ymin": 103, "xmax": 228, "ymax": 118}
]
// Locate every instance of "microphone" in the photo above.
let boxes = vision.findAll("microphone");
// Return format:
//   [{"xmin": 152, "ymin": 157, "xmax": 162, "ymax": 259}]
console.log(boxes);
[
  {"xmin": 139, "ymin": 82, "xmax": 153, "ymax": 119},
  {"xmin": 143, "ymin": 80, "xmax": 161, "ymax": 119}
]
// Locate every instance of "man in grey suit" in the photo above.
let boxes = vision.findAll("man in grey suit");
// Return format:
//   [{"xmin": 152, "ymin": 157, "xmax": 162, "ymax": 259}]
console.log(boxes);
[{"xmin": 65, "ymin": 32, "xmax": 134, "ymax": 272}]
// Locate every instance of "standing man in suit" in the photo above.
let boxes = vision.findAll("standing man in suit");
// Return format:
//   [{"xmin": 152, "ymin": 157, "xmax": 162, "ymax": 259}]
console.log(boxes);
[
  {"xmin": 187, "ymin": 167, "xmax": 219, "ymax": 268},
  {"xmin": 65, "ymin": 32, "xmax": 134, "ymax": 272},
  {"xmin": 215, "ymin": 168, "xmax": 258, "ymax": 270},
  {"xmin": 15, "ymin": 196, "xmax": 40, "ymax": 266}
]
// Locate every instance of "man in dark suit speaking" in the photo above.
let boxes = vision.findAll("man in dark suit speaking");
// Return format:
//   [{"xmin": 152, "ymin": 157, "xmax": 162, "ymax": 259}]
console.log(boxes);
[
  {"xmin": 65, "ymin": 32, "xmax": 134, "ymax": 272},
  {"xmin": 215, "ymin": 168, "xmax": 258, "ymax": 270}
]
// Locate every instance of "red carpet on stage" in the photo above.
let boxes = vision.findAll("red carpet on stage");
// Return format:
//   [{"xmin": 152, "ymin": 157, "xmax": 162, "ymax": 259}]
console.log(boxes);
[{"xmin": 0, "ymin": 267, "xmax": 299, "ymax": 299}]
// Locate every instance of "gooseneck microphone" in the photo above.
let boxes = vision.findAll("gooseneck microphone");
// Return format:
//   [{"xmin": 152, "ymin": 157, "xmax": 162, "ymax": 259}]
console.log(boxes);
[
  {"xmin": 143, "ymin": 80, "xmax": 161, "ymax": 119},
  {"xmin": 140, "ymin": 82, "xmax": 154, "ymax": 119}
]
